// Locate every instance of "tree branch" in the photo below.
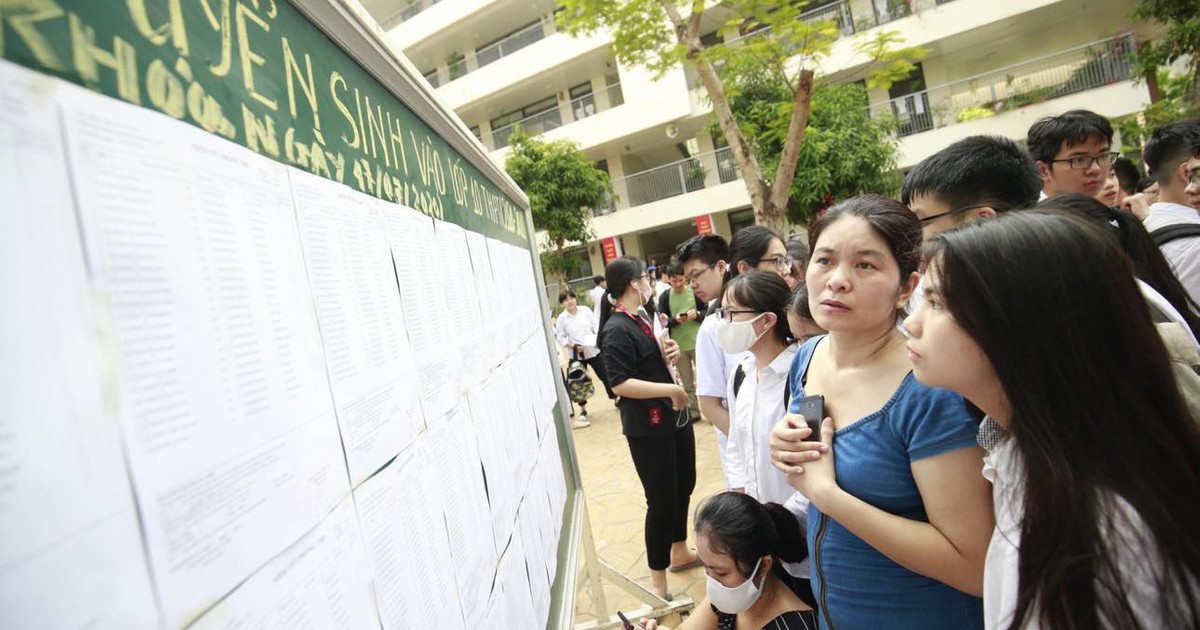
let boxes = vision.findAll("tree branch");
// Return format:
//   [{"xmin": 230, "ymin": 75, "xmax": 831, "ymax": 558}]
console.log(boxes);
[
  {"xmin": 769, "ymin": 68, "xmax": 814, "ymax": 215},
  {"xmin": 685, "ymin": 0, "xmax": 704, "ymax": 44}
]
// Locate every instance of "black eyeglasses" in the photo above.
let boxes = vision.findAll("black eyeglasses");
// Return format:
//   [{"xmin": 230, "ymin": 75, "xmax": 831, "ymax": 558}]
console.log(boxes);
[
  {"xmin": 751, "ymin": 254, "xmax": 796, "ymax": 272},
  {"xmin": 685, "ymin": 263, "xmax": 717, "ymax": 282},
  {"xmin": 917, "ymin": 203, "xmax": 1004, "ymax": 226},
  {"xmin": 716, "ymin": 308, "xmax": 762, "ymax": 323},
  {"xmin": 1050, "ymin": 151, "xmax": 1120, "ymax": 171}
]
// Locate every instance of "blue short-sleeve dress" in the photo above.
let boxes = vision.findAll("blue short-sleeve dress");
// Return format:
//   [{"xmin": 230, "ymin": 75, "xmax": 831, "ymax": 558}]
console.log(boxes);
[{"xmin": 788, "ymin": 336, "xmax": 984, "ymax": 630}]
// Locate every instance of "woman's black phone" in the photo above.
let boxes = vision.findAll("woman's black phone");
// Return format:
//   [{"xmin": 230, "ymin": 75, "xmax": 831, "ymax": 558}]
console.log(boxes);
[
  {"xmin": 617, "ymin": 610, "xmax": 635, "ymax": 630},
  {"xmin": 794, "ymin": 394, "xmax": 824, "ymax": 441}
]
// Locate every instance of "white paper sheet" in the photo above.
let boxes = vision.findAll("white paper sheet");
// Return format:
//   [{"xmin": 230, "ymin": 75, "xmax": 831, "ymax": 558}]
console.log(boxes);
[
  {"xmin": 468, "ymin": 375, "xmax": 520, "ymax": 553},
  {"xmin": 518, "ymin": 497, "xmax": 553, "ymax": 621},
  {"xmin": 434, "ymin": 220, "xmax": 486, "ymax": 389},
  {"xmin": 191, "ymin": 499, "xmax": 378, "ymax": 630},
  {"xmin": 59, "ymin": 85, "xmax": 350, "ymax": 627},
  {"xmin": 0, "ymin": 59, "xmax": 161, "ymax": 629},
  {"xmin": 427, "ymin": 406, "xmax": 498, "ymax": 627},
  {"xmin": 495, "ymin": 529, "xmax": 541, "ymax": 627},
  {"xmin": 381, "ymin": 203, "xmax": 459, "ymax": 420},
  {"xmin": 291, "ymin": 170, "xmax": 423, "ymax": 484},
  {"xmin": 465, "ymin": 231, "xmax": 500, "ymax": 376},
  {"xmin": 355, "ymin": 440, "xmax": 467, "ymax": 630}
]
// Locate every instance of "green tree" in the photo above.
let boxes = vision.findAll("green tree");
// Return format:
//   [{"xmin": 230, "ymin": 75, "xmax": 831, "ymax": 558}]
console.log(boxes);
[
  {"xmin": 505, "ymin": 130, "xmax": 611, "ymax": 282},
  {"xmin": 557, "ymin": 0, "xmax": 923, "ymax": 231},
  {"xmin": 714, "ymin": 55, "xmax": 901, "ymax": 222},
  {"xmin": 1130, "ymin": 0, "xmax": 1200, "ymax": 106},
  {"xmin": 1114, "ymin": 69, "xmax": 1200, "ymax": 163}
]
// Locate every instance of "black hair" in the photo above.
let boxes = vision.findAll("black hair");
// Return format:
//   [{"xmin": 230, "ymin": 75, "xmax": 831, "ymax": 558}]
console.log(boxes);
[
  {"xmin": 1112, "ymin": 157, "xmax": 1140, "ymax": 195},
  {"xmin": 785, "ymin": 235, "xmax": 810, "ymax": 268},
  {"xmin": 901, "ymin": 135, "xmax": 1041, "ymax": 211},
  {"xmin": 1036, "ymin": 194, "xmax": 1200, "ymax": 339},
  {"xmin": 664, "ymin": 262, "xmax": 683, "ymax": 277},
  {"xmin": 1026, "ymin": 109, "xmax": 1114, "ymax": 164},
  {"xmin": 676, "ymin": 234, "xmax": 729, "ymax": 267},
  {"xmin": 694, "ymin": 492, "xmax": 807, "ymax": 581},
  {"xmin": 1136, "ymin": 175, "xmax": 1157, "ymax": 193},
  {"xmin": 925, "ymin": 212, "xmax": 1200, "ymax": 630},
  {"xmin": 723, "ymin": 271, "xmax": 794, "ymax": 345},
  {"xmin": 593, "ymin": 275, "xmax": 605, "ymax": 286},
  {"xmin": 729, "ymin": 225, "xmax": 783, "ymax": 278},
  {"xmin": 597, "ymin": 256, "xmax": 646, "ymax": 336},
  {"xmin": 790, "ymin": 284, "xmax": 813, "ymax": 320},
  {"xmin": 809, "ymin": 194, "xmax": 922, "ymax": 280},
  {"xmin": 1143, "ymin": 119, "xmax": 1200, "ymax": 185},
  {"xmin": 558, "ymin": 290, "xmax": 576, "ymax": 304}
]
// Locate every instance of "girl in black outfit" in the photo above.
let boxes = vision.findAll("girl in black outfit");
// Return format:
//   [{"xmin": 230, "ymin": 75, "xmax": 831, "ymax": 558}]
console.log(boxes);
[
  {"xmin": 636, "ymin": 492, "xmax": 817, "ymax": 630},
  {"xmin": 599, "ymin": 256, "xmax": 696, "ymax": 601}
]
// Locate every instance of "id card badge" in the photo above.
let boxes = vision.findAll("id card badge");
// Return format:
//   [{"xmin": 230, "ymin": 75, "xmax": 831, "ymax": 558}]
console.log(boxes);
[{"xmin": 648, "ymin": 405, "xmax": 663, "ymax": 427}]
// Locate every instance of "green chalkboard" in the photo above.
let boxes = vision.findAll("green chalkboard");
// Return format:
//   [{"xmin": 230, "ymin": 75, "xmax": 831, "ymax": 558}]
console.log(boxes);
[{"xmin": 1, "ymin": 0, "xmax": 528, "ymax": 246}]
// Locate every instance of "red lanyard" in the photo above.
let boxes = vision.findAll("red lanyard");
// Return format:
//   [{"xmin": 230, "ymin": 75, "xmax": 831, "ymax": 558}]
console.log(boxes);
[{"xmin": 615, "ymin": 303, "xmax": 655, "ymax": 341}]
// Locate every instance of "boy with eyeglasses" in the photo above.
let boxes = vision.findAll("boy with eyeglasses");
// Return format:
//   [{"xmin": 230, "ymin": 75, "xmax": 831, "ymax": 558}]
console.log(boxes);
[
  {"xmin": 1141, "ymin": 119, "xmax": 1200, "ymax": 305},
  {"xmin": 902, "ymin": 135, "xmax": 1042, "ymax": 242},
  {"xmin": 1027, "ymin": 110, "xmax": 1118, "ymax": 199}
]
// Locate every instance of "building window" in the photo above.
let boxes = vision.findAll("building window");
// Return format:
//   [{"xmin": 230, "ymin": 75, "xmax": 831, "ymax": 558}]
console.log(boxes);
[{"xmin": 569, "ymin": 82, "xmax": 596, "ymax": 121}]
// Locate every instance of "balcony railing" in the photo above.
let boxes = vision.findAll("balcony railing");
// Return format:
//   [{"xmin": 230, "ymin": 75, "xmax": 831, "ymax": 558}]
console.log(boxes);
[
  {"xmin": 728, "ymin": 0, "xmax": 936, "ymax": 46},
  {"xmin": 618, "ymin": 148, "xmax": 740, "ymax": 208},
  {"xmin": 869, "ymin": 34, "xmax": 1135, "ymax": 137},
  {"xmin": 441, "ymin": 18, "xmax": 551, "ymax": 83},
  {"xmin": 490, "ymin": 83, "xmax": 625, "ymax": 149}
]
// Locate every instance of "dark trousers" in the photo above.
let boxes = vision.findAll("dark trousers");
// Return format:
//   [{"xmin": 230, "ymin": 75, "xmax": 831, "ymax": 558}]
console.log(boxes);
[
  {"xmin": 626, "ymin": 421, "xmax": 697, "ymax": 571},
  {"xmin": 582, "ymin": 355, "xmax": 616, "ymax": 400}
]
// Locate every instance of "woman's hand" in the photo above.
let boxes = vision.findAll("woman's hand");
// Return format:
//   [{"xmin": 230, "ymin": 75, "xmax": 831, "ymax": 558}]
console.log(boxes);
[
  {"xmin": 667, "ymin": 385, "xmax": 688, "ymax": 411},
  {"xmin": 784, "ymin": 418, "xmax": 839, "ymax": 504},
  {"xmin": 769, "ymin": 414, "xmax": 830, "ymax": 475},
  {"xmin": 636, "ymin": 618, "xmax": 670, "ymax": 629},
  {"xmin": 662, "ymin": 338, "xmax": 681, "ymax": 365}
]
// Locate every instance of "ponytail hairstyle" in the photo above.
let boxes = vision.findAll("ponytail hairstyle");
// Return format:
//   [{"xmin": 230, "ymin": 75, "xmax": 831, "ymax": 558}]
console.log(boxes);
[
  {"xmin": 693, "ymin": 491, "xmax": 807, "ymax": 583},
  {"xmin": 597, "ymin": 256, "xmax": 646, "ymax": 339},
  {"xmin": 723, "ymin": 271, "xmax": 794, "ymax": 345},
  {"xmin": 926, "ymin": 211, "xmax": 1200, "ymax": 630},
  {"xmin": 1037, "ymin": 193, "xmax": 1200, "ymax": 340}
]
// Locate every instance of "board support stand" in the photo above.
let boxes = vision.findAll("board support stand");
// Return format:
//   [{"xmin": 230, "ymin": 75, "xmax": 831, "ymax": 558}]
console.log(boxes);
[{"xmin": 572, "ymin": 500, "xmax": 695, "ymax": 630}]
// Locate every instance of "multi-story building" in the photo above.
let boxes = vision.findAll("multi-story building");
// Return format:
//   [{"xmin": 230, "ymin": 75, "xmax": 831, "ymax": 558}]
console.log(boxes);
[{"xmin": 363, "ymin": 0, "xmax": 1150, "ymax": 280}]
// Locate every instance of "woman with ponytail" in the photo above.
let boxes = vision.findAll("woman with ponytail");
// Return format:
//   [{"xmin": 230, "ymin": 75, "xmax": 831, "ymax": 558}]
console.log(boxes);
[
  {"xmin": 635, "ymin": 492, "xmax": 817, "ymax": 629},
  {"xmin": 599, "ymin": 256, "xmax": 696, "ymax": 601}
]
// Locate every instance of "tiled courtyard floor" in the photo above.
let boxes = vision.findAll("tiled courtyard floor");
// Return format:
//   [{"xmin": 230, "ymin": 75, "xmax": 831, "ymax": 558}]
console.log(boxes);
[{"xmin": 567, "ymin": 381, "xmax": 726, "ymax": 627}]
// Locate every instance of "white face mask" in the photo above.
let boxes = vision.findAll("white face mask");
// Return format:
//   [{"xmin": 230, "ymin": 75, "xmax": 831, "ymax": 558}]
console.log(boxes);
[
  {"xmin": 637, "ymin": 279, "xmax": 654, "ymax": 303},
  {"xmin": 716, "ymin": 313, "xmax": 767, "ymax": 354},
  {"xmin": 707, "ymin": 556, "xmax": 764, "ymax": 615}
]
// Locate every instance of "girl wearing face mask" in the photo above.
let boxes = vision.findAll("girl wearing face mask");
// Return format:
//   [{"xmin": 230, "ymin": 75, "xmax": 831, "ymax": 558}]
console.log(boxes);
[
  {"xmin": 635, "ymin": 492, "xmax": 816, "ymax": 630},
  {"xmin": 904, "ymin": 212, "xmax": 1200, "ymax": 630},
  {"xmin": 598, "ymin": 256, "xmax": 696, "ymax": 601},
  {"xmin": 768, "ymin": 196, "xmax": 993, "ymax": 629},
  {"xmin": 720, "ymin": 272, "xmax": 814, "ymax": 603}
]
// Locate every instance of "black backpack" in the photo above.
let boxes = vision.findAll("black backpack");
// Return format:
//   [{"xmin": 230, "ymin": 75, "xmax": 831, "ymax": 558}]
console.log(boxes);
[
  {"xmin": 1150, "ymin": 224, "xmax": 1200, "ymax": 247},
  {"xmin": 731, "ymin": 364, "xmax": 791, "ymax": 408}
]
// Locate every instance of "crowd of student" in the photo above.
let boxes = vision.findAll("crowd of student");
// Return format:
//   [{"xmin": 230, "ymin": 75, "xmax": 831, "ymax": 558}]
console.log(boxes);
[{"xmin": 558, "ymin": 110, "xmax": 1200, "ymax": 629}]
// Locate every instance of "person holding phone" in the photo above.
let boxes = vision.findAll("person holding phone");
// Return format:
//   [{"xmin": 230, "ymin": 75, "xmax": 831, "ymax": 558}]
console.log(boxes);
[
  {"xmin": 599, "ymin": 256, "xmax": 697, "ymax": 601},
  {"xmin": 768, "ymin": 196, "xmax": 992, "ymax": 629},
  {"xmin": 903, "ymin": 211, "xmax": 1200, "ymax": 629},
  {"xmin": 633, "ymin": 492, "xmax": 816, "ymax": 630}
]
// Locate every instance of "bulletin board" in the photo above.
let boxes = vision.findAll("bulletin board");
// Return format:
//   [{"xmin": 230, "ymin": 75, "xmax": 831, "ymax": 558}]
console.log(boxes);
[{"xmin": 0, "ymin": 0, "xmax": 585, "ymax": 628}]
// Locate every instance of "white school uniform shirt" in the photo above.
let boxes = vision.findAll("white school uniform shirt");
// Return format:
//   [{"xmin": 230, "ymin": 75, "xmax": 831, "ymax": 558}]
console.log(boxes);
[
  {"xmin": 725, "ymin": 344, "xmax": 810, "ymax": 579},
  {"xmin": 554, "ymin": 307, "xmax": 600, "ymax": 359},
  {"xmin": 982, "ymin": 435, "xmax": 1189, "ymax": 630},
  {"xmin": 588, "ymin": 285, "xmax": 607, "ymax": 315},
  {"xmin": 1143, "ymin": 201, "xmax": 1200, "ymax": 308},
  {"xmin": 695, "ymin": 310, "xmax": 746, "ymax": 486}
]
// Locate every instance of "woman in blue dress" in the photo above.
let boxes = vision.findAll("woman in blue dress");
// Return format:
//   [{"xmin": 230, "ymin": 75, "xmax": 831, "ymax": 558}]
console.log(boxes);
[{"xmin": 769, "ymin": 195, "xmax": 992, "ymax": 629}]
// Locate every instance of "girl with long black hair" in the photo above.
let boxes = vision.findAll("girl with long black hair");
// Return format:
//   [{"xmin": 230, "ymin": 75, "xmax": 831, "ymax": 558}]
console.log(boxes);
[
  {"xmin": 904, "ymin": 211, "xmax": 1200, "ymax": 629},
  {"xmin": 598, "ymin": 256, "xmax": 697, "ymax": 600}
]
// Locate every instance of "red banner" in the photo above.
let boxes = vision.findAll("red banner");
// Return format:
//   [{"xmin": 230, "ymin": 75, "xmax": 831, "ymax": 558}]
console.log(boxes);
[
  {"xmin": 695, "ymin": 214, "xmax": 714, "ymax": 235},
  {"xmin": 601, "ymin": 237, "xmax": 620, "ymax": 263}
]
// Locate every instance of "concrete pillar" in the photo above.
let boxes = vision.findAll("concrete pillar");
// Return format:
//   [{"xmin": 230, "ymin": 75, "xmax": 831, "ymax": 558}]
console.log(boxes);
[{"xmin": 711, "ymin": 211, "xmax": 734, "ymax": 240}]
